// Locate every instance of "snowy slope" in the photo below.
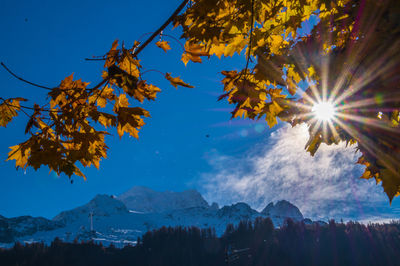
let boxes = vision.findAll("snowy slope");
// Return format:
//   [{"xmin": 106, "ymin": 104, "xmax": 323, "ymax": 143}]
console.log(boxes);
[
  {"xmin": 53, "ymin": 194, "xmax": 129, "ymax": 225},
  {"xmin": 0, "ymin": 215, "xmax": 63, "ymax": 243},
  {"xmin": 1, "ymin": 187, "xmax": 308, "ymax": 247}
]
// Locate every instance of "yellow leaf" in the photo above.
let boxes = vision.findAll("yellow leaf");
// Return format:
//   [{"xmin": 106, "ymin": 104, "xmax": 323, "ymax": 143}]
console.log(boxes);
[
  {"xmin": 115, "ymin": 94, "xmax": 129, "ymax": 109},
  {"xmin": 224, "ymin": 35, "xmax": 246, "ymax": 57},
  {"xmin": 73, "ymin": 165, "xmax": 86, "ymax": 180},
  {"xmin": 181, "ymin": 52, "xmax": 193, "ymax": 66},
  {"xmin": 89, "ymin": 110, "xmax": 116, "ymax": 128},
  {"xmin": 134, "ymin": 81, "xmax": 161, "ymax": 102},
  {"xmin": 89, "ymin": 85, "xmax": 116, "ymax": 108},
  {"xmin": 209, "ymin": 43, "xmax": 225, "ymax": 59},
  {"xmin": 268, "ymin": 35, "xmax": 288, "ymax": 54},
  {"xmin": 7, "ymin": 144, "xmax": 30, "ymax": 169},
  {"xmin": 287, "ymin": 65, "xmax": 302, "ymax": 83},
  {"xmin": 104, "ymin": 39, "xmax": 119, "ymax": 68},
  {"xmin": 116, "ymin": 107, "xmax": 150, "ymax": 138},
  {"xmin": 156, "ymin": 41, "xmax": 171, "ymax": 52},
  {"xmin": 165, "ymin": 73, "xmax": 194, "ymax": 89},
  {"xmin": 308, "ymin": 66, "xmax": 316, "ymax": 78},
  {"xmin": 266, "ymin": 111, "xmax": 277, "ymax": 128},
  {"xmin": 286, "ymin": 65, "xmax": 302, "ymax": 95},
  {"xmin": 266, "ymin": 101, "xmax": 284, "ymax": 128},
  {"xmin": 0, "ymin": 98, "xmax": 27, "ymax": 127},
  {"xmin": 361, "ymin": 170, "xmax": 372, "ymax": 179},
  {"xmin": 181, "ymin": 42, "xmax": 209, "ymax": 65},
  {"xmin": 119, "ymin": 56, "xmax": 140, "ymax": 78},
  {"xmin": 107, "ymin": 65, "xmax": 139, "ymax": 97}
]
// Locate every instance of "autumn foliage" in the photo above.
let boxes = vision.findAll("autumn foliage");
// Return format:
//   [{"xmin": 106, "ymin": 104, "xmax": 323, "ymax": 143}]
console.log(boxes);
[{"xmin": 1, "ymin": 0, "xmax": 400, "ymax": 201}]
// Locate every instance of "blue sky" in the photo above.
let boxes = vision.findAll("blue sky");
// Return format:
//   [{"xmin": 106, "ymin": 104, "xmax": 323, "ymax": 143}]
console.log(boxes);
[{"xmin": 0, "ymin": 0, "xmax": 399, "ymax": 221}]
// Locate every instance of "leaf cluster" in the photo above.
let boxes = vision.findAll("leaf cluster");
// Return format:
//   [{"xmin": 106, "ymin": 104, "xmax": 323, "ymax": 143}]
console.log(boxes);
[
  {"xmin": 174, "ymin": 0, "xmax": 400, "ymax": 201},
  {"xmin": 2, "ymin": 0, "xmax": 400, "ymax": 201},
  {"xmin": 2, "ymin": 38, "xmax": 193, "ymax": 179}
]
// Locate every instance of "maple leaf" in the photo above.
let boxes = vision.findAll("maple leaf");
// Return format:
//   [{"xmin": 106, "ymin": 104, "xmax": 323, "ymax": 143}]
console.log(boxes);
[
  {"xmin": 209, "ymin": 42, "xmax": 225, "ymax": 59},
  {"xmin": 224, "ymin": 35, "xmax": 246, "ymax": 57},
  {"xmin": 113, "ymin": 94, "xmax": 130, "ymax": 111},
  {"xmin": 381, "ymin": 168, "xmax": 400, "ymax": 203},
  {"xmin": 156, "ymin": 41, "xmax": 171, "ymax": 52},
  {"xmin": 0, "ymin": 98, "xmax": 27, "ymax": 127},
  {"xmin": 116, "ymin": 107, "xmax": 150, "ymax": 138},
  {"xmin": 104, "ymin": 39, "xmax": 119, "ymax": 68},
  {"xmin": 286, "ymin": 65, "xmax": 302, "ymax": 96},
  {"xmin": 268, "ymin": 35, "xmax": 289, "ymax": 55},
  {"xmin": 89, "ymin": 85, "xmax": 116, "ymax": 108},
  {"xmin": 165, "ymin": 73, "xmax": 194, "ymax": 89},
  {"xmin": 107, "ymin": 65, "xmax": 139, "ymax": 97},
  {"xmin": 119, "ymin": 50, "xmax": 141, "ymax": 78},
  {"xmin": 134, "ymin": 81, "xmax": 161, "ymax": 103},
  {"xmin": 181, "ymin": 42, "xmax": 209, "ymax": 66},
  {"xmin": 89, "ymin": 110, "xmax": 117, "ymax": 128},
  {"xmin": 7, "ymin": 144, "xmax": 30, "ymax": 169},
  {"xmin": 266, "ymin": 101, "xmax": 284, "ymax": 128},
  {"xmin": 3, "ymin": 0, "xmax": 400, "ymax": 203}
]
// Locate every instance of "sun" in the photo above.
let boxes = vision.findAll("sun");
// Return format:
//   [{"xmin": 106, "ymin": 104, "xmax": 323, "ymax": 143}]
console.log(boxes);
[{"xmin": 312, "ymin": 101, "xmax": 336, "ymax": 121}]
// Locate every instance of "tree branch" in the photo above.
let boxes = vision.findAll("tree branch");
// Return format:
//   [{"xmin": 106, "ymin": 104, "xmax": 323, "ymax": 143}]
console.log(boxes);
[
  {"xmin": 1, "ymin": 62, "xmax": 53, "ymax": 90},
  {"xmin": 85, "ymin": 0, "xmax": 189, "ymax": 62},
  {"xmin": 133, "ymin": 0, "xmax": 189, "ymax": 57}
]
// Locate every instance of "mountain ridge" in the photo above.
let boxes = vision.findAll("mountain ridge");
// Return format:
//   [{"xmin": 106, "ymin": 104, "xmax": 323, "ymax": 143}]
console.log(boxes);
[
  {"xmin": 0, "ymin": 186, "xmax": 308, "ymax": 247},
  {"xmin": 118, "ymin": 186, "xmax": 210, "ymax": 213}
]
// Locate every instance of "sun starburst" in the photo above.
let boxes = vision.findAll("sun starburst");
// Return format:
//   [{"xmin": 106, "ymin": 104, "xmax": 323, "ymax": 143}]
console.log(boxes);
[{"xmin": 312, "ymin": 102, "xmax": 336, "ymax": 122}]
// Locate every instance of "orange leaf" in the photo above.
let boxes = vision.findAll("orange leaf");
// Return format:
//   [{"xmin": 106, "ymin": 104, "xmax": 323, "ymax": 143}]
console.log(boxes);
[
  {"xmin": 165, "ymin": 73, "xmax": 194, "ymax": 89},
  {"xmin": 156, "ymin": 41, "xmax": 171, "ymax": 52}
]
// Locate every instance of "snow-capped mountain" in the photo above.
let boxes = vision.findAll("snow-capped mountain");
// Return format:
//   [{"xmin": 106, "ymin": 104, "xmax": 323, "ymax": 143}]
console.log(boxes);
[
  {"xmin": 53, "ymin": 194, "xmax": 129, "ymax": 225},
  {"xmin": 0, "ymin": 187, "xmax": 308, "ymax": 247},
  {"xmin": 118, "ymin": 186, "xmax": 209, "ymax": 212}
]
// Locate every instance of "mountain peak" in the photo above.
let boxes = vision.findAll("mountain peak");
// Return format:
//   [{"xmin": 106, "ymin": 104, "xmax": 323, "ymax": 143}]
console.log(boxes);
[
  {"xmin": 53, "ymin": 194, "xmax": 128, "ymax": 224},
  {"xmin": 118, "ymin": 186, "xmax": 209, "ymax": 213},
  {"xmin": 261, "ymin": 200, "xmax": 303, "ymax": 221},
  {"xmin": 217, "ymin": 202, "xmax": 258, "ymax": 219}
]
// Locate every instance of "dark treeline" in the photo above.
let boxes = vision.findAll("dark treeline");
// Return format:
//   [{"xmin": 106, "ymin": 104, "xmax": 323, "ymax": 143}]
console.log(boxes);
[{"xmin": 1, "ymin": 218, "xmax": 400, "ymax": 266}]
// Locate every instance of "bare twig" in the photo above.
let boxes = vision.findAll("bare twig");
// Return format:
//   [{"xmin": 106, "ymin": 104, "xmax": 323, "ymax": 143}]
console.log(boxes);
[
  {"xmin": 1, "ymin": 62, "xmax": 53, "ymax": 90},
  {"xmin": 140, "ymin": 69, "xmax": 166, "ymax": 77},
  {"xmin": 85, "ymin": 0, "xmax": 189, "ymax": 62},
  {"xmin": 133, "ymin": 0, "xmax": 189, "ymax": 57}
]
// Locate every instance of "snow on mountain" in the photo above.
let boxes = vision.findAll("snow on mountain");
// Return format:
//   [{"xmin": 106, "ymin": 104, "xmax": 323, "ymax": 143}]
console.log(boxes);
[
  {"xmin": 53, "ymin": 194, "xmax": 128, "ymax": 225},
  {"xmin": 0, "ymin": 187, "xmax": 308, "ymax": 247},
  {"xmin": 118, "ymin": 186, "xmax": 209, "ymax": 213},
  {"xmin": 0, "ymin": 215, "xmax": 63, "ymax": 243}
]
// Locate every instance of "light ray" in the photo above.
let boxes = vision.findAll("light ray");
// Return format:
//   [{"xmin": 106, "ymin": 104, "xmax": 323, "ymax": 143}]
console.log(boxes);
[{"xmin": 335, "ymin": 113, "xmax": 399, "ymax": 133}]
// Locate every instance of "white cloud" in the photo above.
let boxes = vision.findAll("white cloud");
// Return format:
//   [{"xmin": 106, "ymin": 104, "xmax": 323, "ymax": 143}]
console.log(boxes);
[{"xmin": 199, "ymin": 124, "xmax": 397, "ymax": 220}]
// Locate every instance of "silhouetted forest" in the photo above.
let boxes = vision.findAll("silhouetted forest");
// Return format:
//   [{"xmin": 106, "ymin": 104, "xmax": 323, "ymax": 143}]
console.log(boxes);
[{"xmin": 1, "ymin": 218, "xmax": 400, "ymax": 266}]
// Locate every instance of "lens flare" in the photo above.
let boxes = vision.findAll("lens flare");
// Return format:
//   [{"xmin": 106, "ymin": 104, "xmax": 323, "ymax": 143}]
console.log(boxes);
[{"xmin": 312, "ymin": 102, "xmax": 336, "ymax": 121}]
